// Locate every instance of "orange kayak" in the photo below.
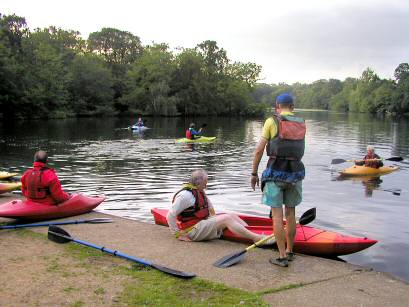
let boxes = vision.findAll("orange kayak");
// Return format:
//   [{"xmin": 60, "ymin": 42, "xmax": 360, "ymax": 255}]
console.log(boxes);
[
  {"xmin": 339, "ymin": 165, "xmax": 399, "ymax": 176},
  {"xmin": 0, "ymin": 182, "xmax": 22, "ymax": 194},
  {"xmin": 151, "ymin": 208, "xmax": 377, "ymax": 257}
]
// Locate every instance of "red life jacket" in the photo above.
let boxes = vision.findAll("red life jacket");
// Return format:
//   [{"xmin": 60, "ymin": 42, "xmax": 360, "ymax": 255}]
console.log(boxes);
[
  {"xmin": 172, "ymin": 188, "xmax": 210, "ymax": 230},
  {"xmin": 186, "ymin": 129, "xmax": 192, "ymax": 139},
  {"xmin": 25, "ymin": 167, "xmax": 50, "ymax": 199},
  {"xmin": 266, "ymin": 114, "xmax": 306, "ymax": 160}
]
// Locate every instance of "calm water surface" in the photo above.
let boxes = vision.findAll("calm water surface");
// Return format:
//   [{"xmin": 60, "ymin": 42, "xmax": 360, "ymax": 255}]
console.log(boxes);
[{"xmin": 1, "ymin": 112, "xmax": 409, "ymax": 281}]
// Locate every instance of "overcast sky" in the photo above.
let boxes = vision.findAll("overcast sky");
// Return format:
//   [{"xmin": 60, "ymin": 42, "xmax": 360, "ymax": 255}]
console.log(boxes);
[{"xmin": 2, "ymin": 0, "xmax": 409, "ymax": 84}]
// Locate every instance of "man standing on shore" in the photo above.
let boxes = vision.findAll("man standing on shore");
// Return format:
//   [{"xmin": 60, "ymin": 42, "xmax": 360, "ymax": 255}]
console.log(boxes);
[{"xmin": 251, "ymin": 93, "xmax": 306, "ymax": 267}]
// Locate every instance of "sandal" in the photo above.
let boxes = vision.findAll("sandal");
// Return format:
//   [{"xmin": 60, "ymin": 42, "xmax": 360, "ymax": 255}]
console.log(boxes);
[{"xmin": 269, "ymin": 257, "xmax": 289, "ymax": 267}]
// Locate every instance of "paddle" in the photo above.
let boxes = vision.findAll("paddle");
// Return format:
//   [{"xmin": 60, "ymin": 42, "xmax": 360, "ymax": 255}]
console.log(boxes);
[
  {"xmin": 213, "ymin": 207, "xmax": 316, "ymax": 268},
  {"xmin": 378, "ymin": 188, "xmax": 401, "ymax": 196},
  {"xmin": 0, "ymin": 218, "xmax": 113, "ymax": 229},
  {"xmin": 48, "ymin": 226, "xmax": 196, "ymax": 279},
  {"xmin": 331, "ymin": 156, "xmax": 403, "ymax": 164}
]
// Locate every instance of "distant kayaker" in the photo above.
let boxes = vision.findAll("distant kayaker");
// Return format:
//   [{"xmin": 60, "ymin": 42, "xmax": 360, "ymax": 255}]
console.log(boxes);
[
  {"xmin": 135, "ymin": 117, "xmax": 144, "ymax": 127},
  {"xmin": 167, "ymin": 169, "xmax": 274, "ymax": 244},
  {"xmin": 185, "ymin": 123, "xmax": 202, "ymax": 140},
  {"xmin": 251, "ymin": 93, "xmax": 306, "ymax": 267},
  {"xmin": 355, "ymin": 145, "xmax": 383, "ymax": 169},
  {"xmin": 21, "ymin": 150, "xmax": 70, "ymax": 205}
]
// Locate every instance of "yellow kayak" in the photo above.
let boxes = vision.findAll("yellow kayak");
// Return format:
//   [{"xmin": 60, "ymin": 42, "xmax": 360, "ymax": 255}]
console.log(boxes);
[
  {"xmin": 339, "ymin": 165, "xmax": 399, "ymax": 176},
  {"xmin": 0, "ymin": 182, "xmax": 22, "ymax": 194},
  {"xmin": 0, "ymin": 172, "xmax": 18, "ymax": 180},
  {"xmin": 175, "ymin": 136, "xmax": 216, "ymax": 143}
]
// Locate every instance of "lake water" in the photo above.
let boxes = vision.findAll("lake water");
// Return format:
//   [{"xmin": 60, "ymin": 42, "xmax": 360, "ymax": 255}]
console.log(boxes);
[{"xmin": 1, "ymin": 112, "xmax": 408, "ymax": 282}]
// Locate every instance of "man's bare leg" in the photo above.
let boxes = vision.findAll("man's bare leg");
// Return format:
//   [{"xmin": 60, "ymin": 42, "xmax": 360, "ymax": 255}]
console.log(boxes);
[
  {"xmin": 272, "ymin": 207, "xmax": 286, "ymax": 259},
  {"xmin": 214, "ymin": 214, "xmax": 264, "ymax": 242},
  {"xmin": 285, "ymin": 206, "xmax": 296, "ymax": 253}
]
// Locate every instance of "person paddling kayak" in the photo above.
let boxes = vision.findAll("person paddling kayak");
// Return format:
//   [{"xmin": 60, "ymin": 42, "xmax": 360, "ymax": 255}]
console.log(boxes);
[
  {"xmin": 355, "ymin": 145, "xmax": 383, "ymax": 169},
  {"xmin": 185, "ymin": 123, "xmax": 202, "ymax": 140},
  {"xmin": 166, "ymin": 169, "xmax": 274, "ymax": 244},
  {"xmin": 134, "ymin": 117, "xmax": 144, "ymax": 127}
]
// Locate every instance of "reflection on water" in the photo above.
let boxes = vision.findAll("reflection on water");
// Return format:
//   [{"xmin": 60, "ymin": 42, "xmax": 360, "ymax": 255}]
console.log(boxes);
[{"xmin": 1, "ymin": 112, "xmax": 409, "ymax": 282}]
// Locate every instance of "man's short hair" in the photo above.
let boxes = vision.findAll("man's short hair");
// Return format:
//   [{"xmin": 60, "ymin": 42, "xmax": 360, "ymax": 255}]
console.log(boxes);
[
  {"xmin": 190, "ymin": 169, "xmax": 208, "ymax": 186},
  {"xmin": 34, "ymin": 150, "xmax": 48, "ymax": 163},
  {"xmin": 367, "ymin": 145, "xmax": 375, "ymax": 151}
]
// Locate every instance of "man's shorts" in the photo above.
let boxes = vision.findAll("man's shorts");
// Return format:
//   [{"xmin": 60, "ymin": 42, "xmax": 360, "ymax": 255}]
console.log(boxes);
[
  {"xmin": 187, "ymin": 217, "xmax": 223, "ymax": 241},
  {"xmin": 262, "ymin": 181, "xmax": 302, "ymax": 208}
]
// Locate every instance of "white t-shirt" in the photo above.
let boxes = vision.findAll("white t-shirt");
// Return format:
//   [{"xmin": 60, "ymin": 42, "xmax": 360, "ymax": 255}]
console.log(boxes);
[{"xmin": 166, "ymin": 190, "xmax": 214, "ymax": 233}]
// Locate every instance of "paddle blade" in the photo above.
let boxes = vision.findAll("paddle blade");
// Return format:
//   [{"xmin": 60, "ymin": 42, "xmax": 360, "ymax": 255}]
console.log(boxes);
[
  {"xmin": 213, "ymin": 249, "xmax": 247, "ymax": 268},
  {"xmin": 151, "ymin": 263, "xmax": 196, "ymax": 279},
  {"xmin": 386, "ymin": 156, "xmax": 403, "ymax": 162},
  {"xmin": 48, "ymin": 226, "xmax": 72, "ymax": 244},
  {"xmin": 299, "ymin": 207, "xmax": 316, "ymax": 226},
  {"xmin": 331, "ymin": 159, "xmax": 347, "ymax": 164},
  {"xmin": 85, "ymin": 218, "xmax": 113, "ymax": 224}
]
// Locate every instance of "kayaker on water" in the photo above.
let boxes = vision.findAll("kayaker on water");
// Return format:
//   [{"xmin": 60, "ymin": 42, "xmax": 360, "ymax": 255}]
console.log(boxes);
[
  {"xmin": 355, "ymin": 145, "xmax": 383, "ymax": 169},
  {"xmin": 167, "ymin": 169, "xmax": 274, "ymax": 244},
  {"xmin": 135, "ymin": 117, "xmax": 144, "ymax": 127},
  {"xmin": 21, "ymin": 150, "xmax": 70, "ymax": 205},
  {"xmin": 251, "ymin": 93, "xmax": 306, "ymax": 267},
  {"xmin": 185, "ymin": 123, "xmax": 202, "ymax": 140}
]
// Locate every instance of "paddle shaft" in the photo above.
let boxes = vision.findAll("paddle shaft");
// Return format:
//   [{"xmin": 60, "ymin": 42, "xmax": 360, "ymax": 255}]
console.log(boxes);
[
  {"xmin": 48, "ymin": 229, "xmax": 195, "ymax": 278},
  {"xmin": 72, "ymin": 237, "xmax": 153, "ymax": 266},
  {"xmin": 0, "ymin": 219, "xmax": 112, "ymax": 229},
  {"xmin": 245, "ymin": 218, "xmax": 302, "ymax": 252}
]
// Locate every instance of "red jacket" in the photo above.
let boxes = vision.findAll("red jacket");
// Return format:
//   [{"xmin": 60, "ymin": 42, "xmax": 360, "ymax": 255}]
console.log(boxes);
[{"xmin": 21, "ymin": 162, "xmax": 70, "ymax": 205}]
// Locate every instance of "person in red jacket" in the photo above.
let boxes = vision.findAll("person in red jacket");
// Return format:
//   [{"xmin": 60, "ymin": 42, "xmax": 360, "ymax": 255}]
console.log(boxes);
[{"xmin": 21, "ymin": 150, "xmax": 70, "ymax": 205}]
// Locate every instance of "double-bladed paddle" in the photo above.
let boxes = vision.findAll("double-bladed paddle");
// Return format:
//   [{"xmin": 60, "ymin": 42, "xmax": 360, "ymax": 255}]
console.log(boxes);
[
  {"xmin": 48, "ymin": 226, "xmax": 196, "ymax": 279},
  {"xmin": 331, "ymin": 157, "xmax": 403, "ymax": 165},
  {"xmin": 0, "ymin": 218, "xmax": 113, "ymax": 229},
  {"xmin": 213, "ymin": 207, "xmax": 316, "ymax": 268}
]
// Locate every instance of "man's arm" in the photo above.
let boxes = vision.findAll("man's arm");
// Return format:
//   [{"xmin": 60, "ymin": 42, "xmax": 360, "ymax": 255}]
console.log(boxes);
[
  {"xmin": 166, "ymin": 192, "xmax": 195, "ymax": 234},
  {"xmin": 251, "ymin": 138, "xmax": 267, "ymax": 191},
  {"xmin": 48, "ymin": 174, "xmax": 70, "ymax": 204}
]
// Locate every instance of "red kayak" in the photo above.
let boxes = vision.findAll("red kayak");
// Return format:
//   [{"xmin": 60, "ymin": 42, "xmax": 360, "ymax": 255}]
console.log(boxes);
[
  {"xmin": 0, "ymin": 194, "xmax": 105, "ymax": 221},
  {"xmin": 151, "ymin": 208, "xmax": 377, "ymax": 257}
]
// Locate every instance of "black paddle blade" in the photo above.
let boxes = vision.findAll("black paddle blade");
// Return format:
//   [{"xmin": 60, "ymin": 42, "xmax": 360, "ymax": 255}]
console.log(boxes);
[
  {"xmin": 48, "ymin": 226, "xmax": 72, "ymax": 244},
  {"xmin": 86, "ymin": 218, "xmax": 113, "ymax": 224},
  {"xmin": 331, "ymin": 159, "xmax": 347, "ymax": 164},
  {"xmin": 213, "ymin": 250, "xmax": 246, "ymax": 268},
  {"xmin": 299, "ymin": 207, "xmax": 316, "ymax": 225},
  {"xmin": 201, "ymin": 123, "xmax": 207, "ymax": 128},
  {"xmin": 151, "ymin": 263, "xmax": 196, "ymax": 279},
  {"xmin": 386, "ymin": 157, "xmax": 403, "ymax": 162}
]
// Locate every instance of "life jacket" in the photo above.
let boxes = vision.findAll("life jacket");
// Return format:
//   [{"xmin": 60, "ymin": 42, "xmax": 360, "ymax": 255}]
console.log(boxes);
[
  {"xmin": 186, "ymin": 129, "xmax": 192, "ymax": 139},
  {"xmin": 262, "ymin": 114, "xmax": 306, "ymax": 185},
  {"xmin": 266, "ymin": 114, "xmax": 306, "ymax": 160},
  {"xmin": 364, "ymin": 153, "xmax": 382, "ymax": 168},
  {"xmin": 172, "ymin": 185, "xmax": 210, "ymax": 230},
  {"xmin": 25, "ymin": 167, "xmax": 50, "ymax": 199}
]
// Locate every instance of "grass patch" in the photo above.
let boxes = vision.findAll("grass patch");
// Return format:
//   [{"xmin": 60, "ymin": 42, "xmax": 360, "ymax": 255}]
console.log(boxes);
[
  {"xmin": 94, "ymin": 287, "xmax": 105, "ymax": 295},
  {"xmin": 63, "ymin": 286, "xmax": 79, "ymax": 293},
  {"xmin": 117, "ymin": 266, "xmax": 266, "ymax": 306},
  {"xmin": 71, "ymin": 301, "xmax": 85, "ymax": 307}
]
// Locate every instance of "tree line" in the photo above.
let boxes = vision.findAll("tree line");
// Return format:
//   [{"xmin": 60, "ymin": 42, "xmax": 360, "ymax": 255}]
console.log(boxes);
[
  {"xmin": 2, "ymin": 13, "xmax": 408, "ymax": 120},
  {"xmin": 0, "ymin": 13, "xmax": 265, "ymax": 119},
  {"xmin": 253, "ymin": 65, "xmax": 409, "ymax": 116}
]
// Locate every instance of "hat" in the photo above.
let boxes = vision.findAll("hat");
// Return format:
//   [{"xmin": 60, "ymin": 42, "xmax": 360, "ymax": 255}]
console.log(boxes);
[
  {"xmin": 189, "ymin": 123, "xmax": 195, "ymax": 128},
  {"xmin": 276, "ymin": 93, "xmax": 294, "ymax": 105}
]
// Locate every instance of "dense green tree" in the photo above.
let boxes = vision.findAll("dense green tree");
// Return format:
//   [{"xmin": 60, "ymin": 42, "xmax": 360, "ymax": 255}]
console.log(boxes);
[{"xmin": 67, "ymin": 54, "xmax": 114, "ymax": 116}]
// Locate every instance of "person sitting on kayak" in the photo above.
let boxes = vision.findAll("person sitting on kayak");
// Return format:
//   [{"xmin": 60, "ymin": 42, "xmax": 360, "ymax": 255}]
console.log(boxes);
[
  {"xmin": 135, "ymin": 117, "xmax": 144, "ymax": 127},
  {"xmin": 185, "ymin": 123, "xmax": 202, "ymax": 140},
  {"xmin": 21, "ymin": 150, "xmax": 70, "ymax": 205},
  {"xmin": 167, "ymin": 169, "xmax": 274, "ymax": 244},
  {"xmin": 355, "ymin": 145, "xmax": 384, "ymax": 169}
]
